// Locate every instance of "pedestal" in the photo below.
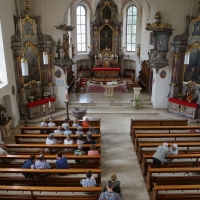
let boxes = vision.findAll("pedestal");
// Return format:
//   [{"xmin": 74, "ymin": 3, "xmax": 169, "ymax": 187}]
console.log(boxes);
[
  {"xmin": 0, "ymin": 120, "xmax": 12, "ymax": 139},
  {"xmin": 71, "ymin": 107, "xmax": 87, "ymax": 120},
  {"xmin": 100, "ymin": 82, "xmax": 118, "ymax": 97}
]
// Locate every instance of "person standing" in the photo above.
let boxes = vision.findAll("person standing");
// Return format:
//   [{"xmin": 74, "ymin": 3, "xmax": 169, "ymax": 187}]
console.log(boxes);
[{"xmin": 152, "ymin": 142, "xmax": 169, "ymax": 168}]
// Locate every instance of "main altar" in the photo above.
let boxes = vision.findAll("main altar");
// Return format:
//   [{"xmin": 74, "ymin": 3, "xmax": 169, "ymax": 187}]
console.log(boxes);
[{"xmin": 89, "ymin": 0, "xmax": 123, "ymax": 83}]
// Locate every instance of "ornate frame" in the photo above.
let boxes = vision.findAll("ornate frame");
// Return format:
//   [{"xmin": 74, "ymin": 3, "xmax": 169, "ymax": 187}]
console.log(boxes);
[{"xmin": 191, "ymin": 14, "xmax": 200, "ymax": 37}]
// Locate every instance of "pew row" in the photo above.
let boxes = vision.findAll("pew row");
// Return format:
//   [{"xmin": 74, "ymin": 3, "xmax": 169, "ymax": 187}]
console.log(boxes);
[
  {"xmin": 152, "ymin": 184, "xmax": 200, "ymax": 200},
  {"xmin": 138, "ymin": 142, "xmax": 200, "ymax": 163},
  {"xmin": 146, "ymin": 166, "xmax": 200, "ymax": 191},
  {"xmin": 5, "ymin": 144, "xmax": 101, "ymax": 155},
  {"xmin": 0, "ymin": 185, "xmax": 102, "ymax": 200},
  {"xmin": 141, "ymin": 153, "xmax": 200, "ymax": 175},
  {"xmin": 21, "ymin": 126, "xmax": 101, "ymax": 134},
  {"xmin": 135, "ymin": 133, "xmax": 200, "ymax": 152},
  {"xmin": 0, "ymin": 155, "xmax": 101, "ymax": 169},
  {"xmin": 130, "ymin": 119, "xmax": 188, "ymax": 136},
  {"xmin": 0, "ymin": 168, "xmax": 101, "ymax": 186},
  {"xmin": 15, "ymin": 133, "xmax": 101, "ymax": 144}
]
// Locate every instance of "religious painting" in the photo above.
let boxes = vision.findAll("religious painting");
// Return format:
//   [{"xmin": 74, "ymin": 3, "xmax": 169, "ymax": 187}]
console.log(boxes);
[
  {"xmin": 192, "ymin": 21, "xmax": 200, "ymax": 36},
  {"xmin": 160, "ymin": 70, "xmax": 166, "ymax": 79},
  {"xmin": 55, "ymin": 69, "xmax": 62, "ymax": 78},
  {"xmin": 100, "ymin": 25, "xmax": 113, "ymax": 51},
  {"xmin": 156, "ymin": 35, "xmax": 166, "ymax": 51},
  {"xmin": 183, "ymin": 42, "xmax": 200, "ymax": 84},
  {"xmin": 22, "ymin": 21, "xmax": 34, "ymax": 38},
  {"xmin": 102, "ymin": 5, "xmax": 111, "ymax": 20},
  {"xmin": 23, "ymin": 43, "xmax": 41, "ymax": 84}
]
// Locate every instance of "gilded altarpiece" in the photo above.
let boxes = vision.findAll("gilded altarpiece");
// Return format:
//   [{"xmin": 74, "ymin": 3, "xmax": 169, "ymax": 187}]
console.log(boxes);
[{"xmin": 11, "ymin": 2, "xmax": 54, "ymax": 119}]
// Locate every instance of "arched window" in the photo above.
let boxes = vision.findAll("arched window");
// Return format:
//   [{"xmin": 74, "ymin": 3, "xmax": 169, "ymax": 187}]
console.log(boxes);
[
  {"xmin": 76, "ymin": 6, "xmax": 86, "ymax": 52},
  {"xmin": 126, "ymin": 6, "xmax": 137, "ymax": 52}
]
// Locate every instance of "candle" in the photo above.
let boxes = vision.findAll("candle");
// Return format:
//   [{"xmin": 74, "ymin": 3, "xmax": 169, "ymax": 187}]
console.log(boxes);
[
  {"xmin": 49, "ymin": 101, "xmax": 51, "ymax": 108},
  {"xmin": 43, "ymin": 105, "xmax": 45, "ymax": 109},
  {"xmin": 65, "ymin": 90, "xmax": 68, "ymax": 100}
]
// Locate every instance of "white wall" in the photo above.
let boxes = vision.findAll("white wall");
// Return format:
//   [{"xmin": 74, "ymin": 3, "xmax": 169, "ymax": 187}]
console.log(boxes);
[{"xmin": 0, "ymin": 0, "xmax": 20, "ymax": 127}]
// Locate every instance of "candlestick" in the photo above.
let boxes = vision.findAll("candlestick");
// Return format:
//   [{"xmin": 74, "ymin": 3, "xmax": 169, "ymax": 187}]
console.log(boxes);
[{"xmin": 49, "ymin": 101, "xmax": 51, "ymax": 109}]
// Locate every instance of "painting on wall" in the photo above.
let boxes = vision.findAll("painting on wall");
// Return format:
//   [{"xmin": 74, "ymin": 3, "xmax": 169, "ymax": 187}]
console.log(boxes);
[
  {"xmin": 100, "ymin": 25, "xmax": 113, "ymax": 51},
  {"xmin": 183, "ymin": 42, "xmax": 200, "ymax": 84},
  {"xmin": 23, "ymin": 44, "xmax": 41, "ymax": 84},
  {"xmin": 192, "ymin": 21, "xmax": 200, "ymax": 36}
]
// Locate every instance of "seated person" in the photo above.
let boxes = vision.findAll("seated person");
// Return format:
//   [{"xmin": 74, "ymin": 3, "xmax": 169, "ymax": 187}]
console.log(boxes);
[
  {"xmin": 80, "ymin": 170, "xmax": 96, "ymax": 188},
  {"xmin": 64, "ymin": 135, "xmax": 74, "ymax": 152},
  {"xmin": 87, "ymin": 127, "xmax": 94, "ymax": 135},
  {"xmin": 54, "ymin": 126, "xmax": 63, "ymax": 134},
  {"xmin": 46, "ymin": 133, "xmax": 58, "ymax": 153},
  {"xmin": 82, "ymin": 118, "xmax": 90, "ymax": 127},
  {"xmin": 62, "ymin": 118, "xmax": 69, "ymax": 130},
  {"xmin": 85, "ymin": 133, "xmax": 95, "ymax": 144},
  {"xmin": 108, "ymin": 173, "xmax": 121, "ymax": 194},
  {"xmin": 63, "ymin": 124, "xmax": 72, "ymax": 135},
  {"xmin": 72, "ymin": 118, "xmax": 80, "ymax": 127},
  {"xmin": 99, "ymin": 180, "xmax": 123, "ymax": 200},
  {"xmin": 35, "ymin": 153, "xmax": 51, "ymax": 169},
  {"xmin": 163, "ymin": 143, "xmax": 178, "ymax": 163},
  {"xmin": 74, "ymin": 145, "xmax": 85, "ymax": 164},
  {"xmin": 77, "ymin": 134, "xmax": 85, "ymax": 145},
  {"xmin": 56, "ymin": 152, "xmax": 69, "ymax": 169},
  {"xmin": 88, "ymin": 144, "xmax": 99, "ymax": 163},
  {"xmin": 76, "ymin": 126, "xmax": 84, "ymax": 135},
  {"xmin": 22, "ymin": 155, "xmax": 36, "ymax": 178},
  {"xmin": 48, "ymin": 118, "xmax": 57, "ymax": 133},
  {"xmin": 40, "ymin": 117, "xmax": 48, "ymax": 133},
  {"xmin": 0, "ymin": 142, "xmax": 15, "ymax": 163}
]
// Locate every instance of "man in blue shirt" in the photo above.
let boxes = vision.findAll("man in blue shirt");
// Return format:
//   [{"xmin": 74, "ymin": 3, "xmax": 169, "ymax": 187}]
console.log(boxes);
[
  {"xmin": 56, "ymin": 152, "xmax": 69, "ymax": 169},
  {"xmin": 22, "ymin": 155, "xmax": 36, "ymax": 178}
]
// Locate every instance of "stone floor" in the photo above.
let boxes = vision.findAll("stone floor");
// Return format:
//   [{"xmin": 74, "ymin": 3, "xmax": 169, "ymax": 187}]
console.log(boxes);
[{"xmin": 3, "ymin": 86, "xmax": 195, "ymax": 200}]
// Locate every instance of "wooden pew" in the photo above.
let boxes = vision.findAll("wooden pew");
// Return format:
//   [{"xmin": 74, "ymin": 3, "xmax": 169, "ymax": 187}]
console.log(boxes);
[
  {"xmin": 130, "ymin": 119, "xmax": 188, "ymax": 137},
  {"xmin": 54, "ymin": 118, "xmax": 101, "ymax": 127},
  {"xmin": 15, "ymin": 133, "xmax": 101, "ymax": 144},
  {"xmin": 152, "ymin": 184, "xmax": 200, "ymax": 200},
  {"xmin": 134, "ymin": 133, "xmax": 200, "ymax": 152},
  {"xmin": 131, "ymin": 125, "xmax": 199, "ymax": 143},
  {"xmin": 138, "ymin": 141, "xmax": 200, "ymax": 163},
  {"xmin": 21, "ymin": 126, "xmax": 101, "ymax": 134},
  {"xmin": 5, "ymin": 143, "xmax": 101, "ymax": 155},
  {"xmin": 146, "ymin": 166, "xmax": 200, "ymax": 191},
  {"xmin": 0, "ymin": 154, "xmax": 101, "ymax": 169},
  {"xmin": 141, "ymin": 153, "xmax": 200, "ymax": 175},
  {"xmin": 0, "ymin": 168, "xmax": 101, "ymax": 187},
  {"xmin": 0, "ymin": 185, "xmax": 102, "ymax": 200}
]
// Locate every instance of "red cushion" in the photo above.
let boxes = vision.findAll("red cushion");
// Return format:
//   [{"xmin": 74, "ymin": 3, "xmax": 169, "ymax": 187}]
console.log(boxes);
[{"xmin": 81, "ymin": 78, "xmax": 87, "ymax": 81}]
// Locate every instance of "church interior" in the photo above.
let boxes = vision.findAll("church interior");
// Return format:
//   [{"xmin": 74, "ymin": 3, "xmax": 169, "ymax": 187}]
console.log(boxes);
[{"xmin": 1, "ymin": 0, "xmax": 200, "ymax": 199}]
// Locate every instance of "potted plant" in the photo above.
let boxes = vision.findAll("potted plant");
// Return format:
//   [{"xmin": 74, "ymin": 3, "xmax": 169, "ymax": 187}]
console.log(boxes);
[
  {"xmin": 35, "ymin": 93, "xmax": 42, "ymax": 100},
  {"xmin": 28, "ymin": 95, "xmax": 35, "ymax": 102},
  {"xmin": 43, "ymin": 92, "xmax": 51, "ymax": 99},
  {"xmin": 134, "ymin": 97, "xmax": 141, "ymax": 109},
  {"xmin": 177, "ymin": 93, "xmax": 182, "ymax": 100}
]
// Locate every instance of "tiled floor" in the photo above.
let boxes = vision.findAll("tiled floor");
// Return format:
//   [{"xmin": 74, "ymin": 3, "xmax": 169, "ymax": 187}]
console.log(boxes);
[{"xmin": 4, "ymin": 87, "xmax": 189, "ymax": 200}]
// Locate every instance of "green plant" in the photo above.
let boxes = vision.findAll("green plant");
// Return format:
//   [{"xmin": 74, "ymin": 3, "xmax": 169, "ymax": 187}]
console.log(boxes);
[
  {"xmin": 177, "ymin": 93, "xmax": 182, "ymax": 98},
  {"xmin": 134, "ymin": 97, "xmax": 141, "ymax": 109},
  {"xmin": 35, "ymin": 93, "xmax": 42, "ymax": 98}
]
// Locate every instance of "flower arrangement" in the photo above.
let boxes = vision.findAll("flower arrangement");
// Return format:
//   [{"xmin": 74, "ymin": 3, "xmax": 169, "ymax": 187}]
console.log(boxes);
[
  {"xmin": 43, "ymin": 92, "xmax": 50, "ymax": 97},
  {"xmin": 134, "ymin": 97, "xmax": 141, "ymax": 109},
  {"xmin": 187, "ymin": 94, "xmax": 194, "ymax": 103},
  {"xmin": 35, "ymin": 93, "xmax": 42, "ymax": 99},
  {"xmin": 28, "ymin": 95, "xmax": 35, "ymax": 100},
  {"xmin": 177, "ymin": 94, "xmax": 182, "ymax": 98}
]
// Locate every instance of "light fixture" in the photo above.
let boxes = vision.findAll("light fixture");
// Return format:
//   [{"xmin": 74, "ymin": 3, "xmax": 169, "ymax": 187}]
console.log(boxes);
[
  {"xmin": 41, "ymin": 0, "xmax": 48, "ymax": 65},
  {"xmin": 184, "ymin": 0, "xmax": 193, "ymax": 65}
]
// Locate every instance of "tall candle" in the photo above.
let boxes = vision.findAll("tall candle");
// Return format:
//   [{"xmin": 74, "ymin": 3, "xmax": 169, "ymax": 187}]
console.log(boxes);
[
  {"xmin": 49, "ymin": 101, "xmax": 51, "ymax": 108},
  {"xmin": 65, "ymin": 89, "xmax": 68, "ymax": 100},
  {"xmin": 43, "ymin": 105, "xmax": 45, "ymax": 109}
]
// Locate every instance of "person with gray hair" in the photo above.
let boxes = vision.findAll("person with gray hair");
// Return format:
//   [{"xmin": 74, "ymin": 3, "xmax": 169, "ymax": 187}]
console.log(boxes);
[
  {"xmin": 152, "ymin": 142, "xmax": 169, "ymax": 168},
  {"xmin": 74, "ymin": 145, "xmax": 85, "ymax": 164},
  {"xmin": 46, "ymin": 133, "xmax": 58, "ymax": 153},
  {"xmin": 0, "ymin": 142, "xmax": 15, "ymax": 163},
  {"xmin": 54, "ymin": 126, "xmax": 64, "ymax": 134},
  {"xmin": 164, "ymin": 143, "xmax": 178, "ymax": 163},
  {"xmin": 63, "ymin": 124, "xmax": 72, "ymax": 135},
  {"xmin": 76, "ymin": 126, "xmax": 84, "ymax": 135}
]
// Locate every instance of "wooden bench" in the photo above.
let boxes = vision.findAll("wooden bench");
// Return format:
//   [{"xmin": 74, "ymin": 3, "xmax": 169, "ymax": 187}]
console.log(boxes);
[
  {"xmin": 131, "ymin": 125, "xmax": 199, "ymax": 143},
  {"xmin": 146, "ymin": 166, "xmax": 200, "ymax": 191},
  {"xmin": 138, "ymin": 141, "xmax": 200, "ymax": 163},
  {"xmin": 0, "ymin": 168, "xmax": 102, "ymax": 186},
  {"xmin": 134, "ymin": 132, "xmax": 200, "ymax": 152},
  {"xmin": 126, "ymin": 73, "xmax": 137, "ymax": 91},
  {"xmin": 21, "ymin": 126, "xmax": 101, "ymax": 134},
  {"xmin": 130, "ymin": 119, "xmax": 188, "ymax": 138},
  {"xmin": 15, "ymin": 133, "xmax": 101, "ymax": 144},
  {"xmin": 141, "ymin": 153, "xmax": 200, "ymax": 175},
  {"xmin": 0, "ymin": 185, "xmax": 102, "ymax": 200},
  {"xmin": 0, "ymin": 154, "xmax": 101, "ymax": 169},
  {"xmin": 152, "ymin": 184, "xmax": 200, "ymax": 200},
  {"xmin": 5, "ymin": 143, "xmax": 101, "ymax": 155}
]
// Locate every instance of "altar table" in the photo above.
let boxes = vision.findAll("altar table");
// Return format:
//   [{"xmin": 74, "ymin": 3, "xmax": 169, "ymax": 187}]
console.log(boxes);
[
  {"xmin": 100, "ymin": 82, "xmax": 118, "ymax": 96},
  {"xmin": 93, "ymin": 67, "xmax": 121, "ymax": 78},
  {"xmin": 168, "ymin": 98, "xmax": 199, "ymax": 119},
  {"xmin": 26, "ymin": 97, "xmax": 56, "ymax": 119}
]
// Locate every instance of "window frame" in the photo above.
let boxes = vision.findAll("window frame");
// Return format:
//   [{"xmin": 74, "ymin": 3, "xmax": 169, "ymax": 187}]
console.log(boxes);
[
  {"xmin": 76, "ymin": 5, "xmax": 87, "ymax": 53},
  {"xmin": 126, "ymin": 5, "xmax": 137, "ymax": 52}
]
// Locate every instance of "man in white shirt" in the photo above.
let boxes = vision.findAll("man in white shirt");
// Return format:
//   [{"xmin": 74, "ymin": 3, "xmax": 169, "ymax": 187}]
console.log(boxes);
[
  {"xmin": 54, "ymin": 126, "xmax": 63, "ymax": 134},
  {"xmin": 40, "ymin": 118, "xmax": 48, "ymax": 134},
  {"xmin": 48, "ymin": 118, "xmax": 57, "ymax": 127},
  {"xmin": 62, "ymin": 118, "xmax": 69, "ymax": 130},
  {"xmin": 46, "ymin": 133, "xmax": 57, "ymax": 153},
  {"xmin": 63, "ymin": 124, "xmax": 72, "ymax": 135}
]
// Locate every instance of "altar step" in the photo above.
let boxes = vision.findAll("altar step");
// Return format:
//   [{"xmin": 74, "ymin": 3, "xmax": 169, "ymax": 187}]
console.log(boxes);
[{"xmin": 90, "ymin": 78, "xmax": 123, "ymax": 84}]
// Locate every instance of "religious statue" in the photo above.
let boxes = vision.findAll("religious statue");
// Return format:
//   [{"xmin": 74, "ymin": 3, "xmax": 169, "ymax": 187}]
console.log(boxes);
[
  {"xmin": 95, "ymin": 54, "xmax": 103, "ymax": 66},
  {"xmin": 63, "ymin": 32, "xmax": 70, "ymax": 57},
  {"xmin": 55, "ymin": 39, "xmax": 61, "ymax": 59},
  {"xmin": 0, "ymin": 104, "xmax": 9, "ymax": 125}
]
